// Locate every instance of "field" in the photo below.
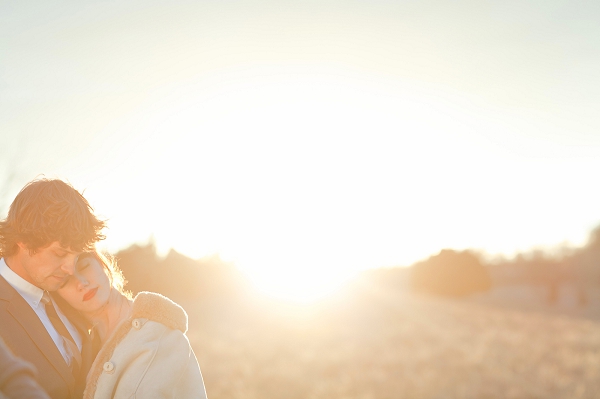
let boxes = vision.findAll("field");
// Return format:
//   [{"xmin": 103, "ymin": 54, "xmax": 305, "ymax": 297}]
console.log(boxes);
[{"xmin": 183, "ymin": 285, "xmax": 600, "ymax": 399}]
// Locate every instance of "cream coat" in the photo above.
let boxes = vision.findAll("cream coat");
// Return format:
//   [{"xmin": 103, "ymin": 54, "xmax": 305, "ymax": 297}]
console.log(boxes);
[{"xmin": 83, "ymin": 292, "xmax": 207, "ymax": 399}]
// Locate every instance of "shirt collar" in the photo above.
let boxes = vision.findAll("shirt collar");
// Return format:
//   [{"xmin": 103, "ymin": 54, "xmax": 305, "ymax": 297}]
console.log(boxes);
[{"xmin": 0, "ymin": 258, "xmax": 45, "ymax": 307}]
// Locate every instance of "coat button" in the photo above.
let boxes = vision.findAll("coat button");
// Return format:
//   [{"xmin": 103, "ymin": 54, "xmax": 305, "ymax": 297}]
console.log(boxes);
[
  {"xmin": 132, "ymin": 319, "xmax": 141, "ymax": 329},
  {"xmin": 103, "ymin": 362, "xmax": 115, "ymax": 374}
]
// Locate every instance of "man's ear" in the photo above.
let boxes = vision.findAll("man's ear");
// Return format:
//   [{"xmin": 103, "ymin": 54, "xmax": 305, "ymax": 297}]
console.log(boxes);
[{"xmin": 16, "ymin": 242, "xmax": 36, "ymax": 256}]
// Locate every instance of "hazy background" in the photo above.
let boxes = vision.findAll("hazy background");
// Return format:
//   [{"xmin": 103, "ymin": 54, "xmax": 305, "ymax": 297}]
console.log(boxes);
[
  {"xmin": 2, "ymin": 0, "xmax": 600, "ymax": 298},
  {"xmin": 4, "ymin": 2, "xmax": 600, "ymax": 398}
]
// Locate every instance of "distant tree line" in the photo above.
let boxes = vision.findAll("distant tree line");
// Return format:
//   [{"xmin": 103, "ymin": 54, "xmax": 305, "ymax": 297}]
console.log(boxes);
[
  {"xmin": 113, "ymin": 242, "xmax": 250, "ymax": 304},
  {"xmin": 97, "ymin": 225, "xmax": 600, "ymax": 302},
  {"xmin": 486, "ymin": 226, "xmax": 600, "ymax": 305},
  {"xmin": 362, "ymin": 225, "xmax": 600, "ymax": 300},
  {"xmin": 489, "ymin": 226, "xmax": 600, "ymax": 287}
]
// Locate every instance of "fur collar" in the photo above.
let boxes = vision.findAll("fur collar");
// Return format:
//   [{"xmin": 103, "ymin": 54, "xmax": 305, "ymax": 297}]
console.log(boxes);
[{"xmin": 132, "ymin": 291, "xmax": 188, "ymax": 333}]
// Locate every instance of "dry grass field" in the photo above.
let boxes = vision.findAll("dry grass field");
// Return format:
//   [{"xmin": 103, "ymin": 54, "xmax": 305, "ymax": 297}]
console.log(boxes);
[{"xmin": 183, "ymin": 286, "xmax": 600, "ymax": 399}]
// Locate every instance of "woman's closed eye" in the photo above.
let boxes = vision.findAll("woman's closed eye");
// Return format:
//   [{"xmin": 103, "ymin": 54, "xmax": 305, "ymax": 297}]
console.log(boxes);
[{"xmin": 77, "ymin": 260, "xmax": 90, "ymax": 271}]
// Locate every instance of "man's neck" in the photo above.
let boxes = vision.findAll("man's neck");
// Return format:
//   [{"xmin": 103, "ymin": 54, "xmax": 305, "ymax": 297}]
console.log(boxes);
[
  {"xmin": 0, "ymin": 257, "xmax": 44, "ymax": 304},
  {"xmin": 3, "ymin": 255, "xmax": 36, "ymax": 287}
]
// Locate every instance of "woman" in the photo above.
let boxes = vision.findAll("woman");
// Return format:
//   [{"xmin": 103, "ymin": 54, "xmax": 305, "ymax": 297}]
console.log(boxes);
[{"xmin": 55, "ymin": 251, "xmax": 207, "ymax": 399}]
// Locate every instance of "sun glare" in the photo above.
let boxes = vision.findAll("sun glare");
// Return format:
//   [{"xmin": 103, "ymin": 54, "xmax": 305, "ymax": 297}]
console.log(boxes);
[
  {"xmin": 234, "ymin": 256, "xmax": 356, "ymax": 303},
  {"xmin": 85, "ymin": 63, "xmax": 585, "ymax": 304}
]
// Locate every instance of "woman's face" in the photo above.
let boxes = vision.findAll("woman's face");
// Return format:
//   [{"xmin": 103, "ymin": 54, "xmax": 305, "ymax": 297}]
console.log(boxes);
[{"xmin": 57, "ymin": 255, "xmax": 112, "ymax": 313}]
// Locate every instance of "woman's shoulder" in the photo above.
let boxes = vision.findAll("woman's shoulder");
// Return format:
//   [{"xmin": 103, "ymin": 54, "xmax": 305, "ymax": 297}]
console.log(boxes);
[{"xmin": 131, "ymin": 292, "xmax": 188, "ymax": 333}]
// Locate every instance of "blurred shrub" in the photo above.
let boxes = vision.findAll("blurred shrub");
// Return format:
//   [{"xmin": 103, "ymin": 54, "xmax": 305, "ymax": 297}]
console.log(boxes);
[{"xmin": 410, "ymin": 249, "xmax": 491, "ymax": 297}]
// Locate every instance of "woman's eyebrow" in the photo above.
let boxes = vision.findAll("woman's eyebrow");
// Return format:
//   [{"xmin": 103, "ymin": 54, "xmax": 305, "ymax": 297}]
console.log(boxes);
[{"xmin": 77, "ymin": 254, "xmax": 93, "ymax": 261}]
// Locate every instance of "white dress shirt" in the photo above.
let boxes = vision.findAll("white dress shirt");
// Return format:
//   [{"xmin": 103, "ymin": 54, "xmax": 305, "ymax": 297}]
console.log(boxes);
[{"xmin": 0, "ymin": 258, "xmax": 82, "ymax": 364}]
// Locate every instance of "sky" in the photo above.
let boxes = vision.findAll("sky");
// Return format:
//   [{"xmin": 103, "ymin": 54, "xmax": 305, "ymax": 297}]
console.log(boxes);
[{"xmin": 2, "ymin": 0, "xmax": 600, "ymax": 300}]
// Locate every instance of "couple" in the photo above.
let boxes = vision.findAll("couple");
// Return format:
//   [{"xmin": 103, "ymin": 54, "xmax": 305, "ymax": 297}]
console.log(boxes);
[{"xmin": 0, "ymin": 178, "xmax": 207, "ymax": 399}]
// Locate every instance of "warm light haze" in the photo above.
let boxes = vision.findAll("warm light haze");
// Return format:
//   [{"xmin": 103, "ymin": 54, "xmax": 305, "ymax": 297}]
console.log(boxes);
[{"xmin": 2, "ymin": 0, "xmax": 600, "ymax": 301}]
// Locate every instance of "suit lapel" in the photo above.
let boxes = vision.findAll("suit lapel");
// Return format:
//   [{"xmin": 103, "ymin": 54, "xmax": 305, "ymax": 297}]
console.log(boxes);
[{"xmin": 0, "ymin": 276, "xmax": 75, "ymax": 395}]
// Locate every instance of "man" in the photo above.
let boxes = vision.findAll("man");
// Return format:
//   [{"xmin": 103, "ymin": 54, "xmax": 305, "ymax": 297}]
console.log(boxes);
[{"xmin": 0, "ymin": 178, "xmax": 106, "ymax": 399}]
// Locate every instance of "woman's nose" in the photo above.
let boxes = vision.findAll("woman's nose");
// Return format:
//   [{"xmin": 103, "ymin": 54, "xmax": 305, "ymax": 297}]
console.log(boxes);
[{"xmin": 76, "ymin": 274, "xmax": 89, "ymax": 289}]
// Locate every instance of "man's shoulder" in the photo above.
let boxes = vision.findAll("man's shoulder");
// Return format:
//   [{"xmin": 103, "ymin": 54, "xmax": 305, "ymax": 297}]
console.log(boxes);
[
  {"xmin": 0, "ymin": 278, "xmax": 29, "ymax": 320},
  {"xmin": 0, "ymin": 275, "xmax": 17, "ymax": 301}
]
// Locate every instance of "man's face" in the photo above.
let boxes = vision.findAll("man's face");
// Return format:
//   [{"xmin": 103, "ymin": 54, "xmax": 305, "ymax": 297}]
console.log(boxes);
[{"xmin": 15, "ymin": 242, "xmax": 80, "ymax": 291}]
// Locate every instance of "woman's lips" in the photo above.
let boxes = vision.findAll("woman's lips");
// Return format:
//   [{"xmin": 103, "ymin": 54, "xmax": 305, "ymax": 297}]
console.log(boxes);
[{"xmin": 83, "ymin": 287, "xmax": 98, "ymax": 302}]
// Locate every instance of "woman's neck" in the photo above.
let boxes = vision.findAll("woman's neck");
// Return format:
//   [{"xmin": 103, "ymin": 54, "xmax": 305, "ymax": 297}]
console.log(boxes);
[{"xmin": 85, "ymin": 289, "xmax": 132, "ymax": 343}]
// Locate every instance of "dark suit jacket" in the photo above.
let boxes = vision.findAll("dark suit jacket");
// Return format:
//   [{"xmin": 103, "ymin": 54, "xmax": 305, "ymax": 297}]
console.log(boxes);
[{"xmin": 0, "ymin": 276, "xmax": 95, "ymax": 399}]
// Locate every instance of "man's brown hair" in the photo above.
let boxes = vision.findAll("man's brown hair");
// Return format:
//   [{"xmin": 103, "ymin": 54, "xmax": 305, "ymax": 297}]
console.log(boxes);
[{"xmin": 0, "ymin": 178, "xmax": 106, "ymax": 257}]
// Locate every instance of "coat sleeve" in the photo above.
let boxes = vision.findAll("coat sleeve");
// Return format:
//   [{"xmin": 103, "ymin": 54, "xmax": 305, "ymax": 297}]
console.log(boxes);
[
  {"xmin": 104, "ymin": 321, "xmax": 206, "ymax": 399},
  {"xmin": 0, "ymin": 338, "xmax": 50, "ymax": 399},
  {"xmin": 125, "ymin": 326, "xmax": 207, "ymax": 399}
]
